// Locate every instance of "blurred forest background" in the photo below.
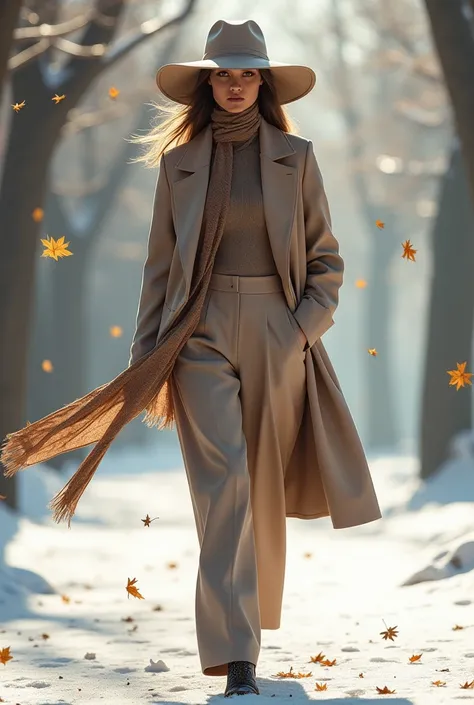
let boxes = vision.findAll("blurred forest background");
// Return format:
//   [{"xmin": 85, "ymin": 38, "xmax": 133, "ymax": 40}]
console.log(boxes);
[{"xmin": 1, "ymin": 0, "xmax": 474, "ymax": 512}]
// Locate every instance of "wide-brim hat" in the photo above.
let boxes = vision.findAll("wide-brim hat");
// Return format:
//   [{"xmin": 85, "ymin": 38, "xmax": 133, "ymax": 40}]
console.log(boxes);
[{"xmin": 156, "ymin": 19, "xmax": 316, "ymax": 106}]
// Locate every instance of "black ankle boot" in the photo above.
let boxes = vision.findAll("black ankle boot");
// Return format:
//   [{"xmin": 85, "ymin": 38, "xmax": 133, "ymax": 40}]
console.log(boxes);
[{"xmin": 225, "ymin": 660, "xmax": 259, "ymax": 697}]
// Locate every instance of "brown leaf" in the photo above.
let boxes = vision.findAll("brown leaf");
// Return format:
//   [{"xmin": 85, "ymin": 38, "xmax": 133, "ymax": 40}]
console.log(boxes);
[
  {"xmin": 126, "ymin": 577, "xmax": 144, "ymax": 600},
  {"xmin": 376, "ymin": 685, "xmax": 396, "ymax": 694},
  {"xmin": 309, "ymin": 652, "xmax": 326, "ymax": 663},
  {"xmin": 460, "ymin": 680, "xmax": 474, "ymax": 689},
  {"xmin": 409, "ymin": 653, "xmax": 422, "ymax": 662},
  {"xmin": 315, "ymin": 682, "xmax": 327, "ymax": 690},
  {"xmin": 0, "ymin": 647, "xmax": 13, "ymax": 665},
  {"xmin": 401, "ymin": 239, "xmax": 417, "ymax": 261},
  {"xmin": 380, "ymin": 625, "xmax": 398, "ymax": 641}
]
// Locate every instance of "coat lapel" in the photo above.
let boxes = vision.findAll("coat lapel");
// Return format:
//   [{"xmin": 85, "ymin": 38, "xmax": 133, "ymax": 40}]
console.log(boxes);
[{"xmin": 169, "ymin": 117, "xmax": 297, "ymax": 299}]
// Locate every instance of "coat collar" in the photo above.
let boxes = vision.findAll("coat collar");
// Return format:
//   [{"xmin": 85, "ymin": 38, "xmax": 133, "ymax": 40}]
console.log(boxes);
[{"xmin": 173, "ymin": 116, "xmax": 296, "ymax": 174}]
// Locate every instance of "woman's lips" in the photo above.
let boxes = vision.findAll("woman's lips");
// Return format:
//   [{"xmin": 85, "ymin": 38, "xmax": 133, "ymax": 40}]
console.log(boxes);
[{"xmin": 228, "ymin": 97, "xmax": 244, "ymax": 101}]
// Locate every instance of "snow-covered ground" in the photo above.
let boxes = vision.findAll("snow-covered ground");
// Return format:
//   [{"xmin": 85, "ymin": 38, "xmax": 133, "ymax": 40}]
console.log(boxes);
[{"xmin": 1, "ymin": 430, "xmax": 474, "ymax": 704}]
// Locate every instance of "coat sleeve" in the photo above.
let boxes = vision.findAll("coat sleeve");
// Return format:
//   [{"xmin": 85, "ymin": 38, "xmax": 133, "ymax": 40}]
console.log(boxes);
[
  {"xmin": 128, "ymin": 154, "xmax": 176, "ymax": 367},
  {"xmin": 292, "ymin": 139, "xmax": 344, "ymax": 349}
]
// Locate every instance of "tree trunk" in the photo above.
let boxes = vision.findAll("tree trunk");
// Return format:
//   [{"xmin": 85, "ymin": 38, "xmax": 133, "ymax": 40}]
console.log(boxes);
[
  {"xmin": 419, "ymin": 142, "xmax": 474, "ymax": 478},
  {"xmin": 424, "ymin": 0, "xmax": 474, "ymax": 204},
  {"xmin": 0, "ymin": 0, "xmax": 22, "ymax": 102}
]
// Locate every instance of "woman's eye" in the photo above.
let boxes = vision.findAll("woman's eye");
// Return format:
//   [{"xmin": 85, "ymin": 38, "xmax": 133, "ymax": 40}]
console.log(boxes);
[{"xmin": 216, "ymin": 71, "xmax": 253, "ymax": 77}]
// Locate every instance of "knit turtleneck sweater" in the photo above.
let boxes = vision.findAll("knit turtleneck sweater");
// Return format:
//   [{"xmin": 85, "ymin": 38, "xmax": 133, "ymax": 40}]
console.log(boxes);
[{"xmin": 211, "ymin": 132, "xmax": 278, "ymax": 276}]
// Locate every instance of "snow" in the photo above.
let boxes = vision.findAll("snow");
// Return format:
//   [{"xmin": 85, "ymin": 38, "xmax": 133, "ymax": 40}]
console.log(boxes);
[{"xmin": 1, "ymin": 433, "xmax": 474, "ymax": 703}]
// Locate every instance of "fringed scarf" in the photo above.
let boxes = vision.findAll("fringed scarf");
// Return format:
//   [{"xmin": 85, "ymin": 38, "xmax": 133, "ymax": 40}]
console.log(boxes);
[{"xmin": 1, "ymin": 100, "xmax": 262, "ymax": 527}]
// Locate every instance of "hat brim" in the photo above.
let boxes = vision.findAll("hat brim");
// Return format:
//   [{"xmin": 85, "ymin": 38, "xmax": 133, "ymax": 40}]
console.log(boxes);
[{"xmin": 155, "ymin": 56, "xmax": 316, "ymax": 106}]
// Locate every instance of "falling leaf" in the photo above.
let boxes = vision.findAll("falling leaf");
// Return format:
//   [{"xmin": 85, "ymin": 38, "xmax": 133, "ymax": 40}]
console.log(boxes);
[
  {"xmin": 303, "ymin": 552, "xmax": 312, "ymax": 559},
  {"xmin": 375, "ymin": 220, "xmax": 385, "ymax": 229},
  {"xmin": 376, "ymin": 685, "xmax": 396, "ymax": 694},
  {"xmin": 32, "ymin": 207, "xmax": 44, "ymax": 222},
  {"xmin": 109, "ymin": 86, "xmax": 120, "ymax": 99},
  {"xmin": 460, "ymin": 680, "xmax": 474, "ymax": 689},
  {"xmin": 380, "ymin": 624, "xmax": 398, "ymax": 641},
  {"xmin": 447, "ymin": 362, "xmax": 473, "ymax": 391},
  {"xmin": 126, "ymin": 577, "xmax": 144, "ymax": 600},
  {"xmin": 452, "ymin": 624, "xmax": 465, "ymax": 630},
  {"xmin": 432, "ymin": 680, "xmax": 446, "ymax": 687},
  {"xmin": 368, "ymin": 348, "xmax": 378, "ymax": 356},
  {"xmin": 355, "ymin": 279, "xmax": 367, "ymax": 288},
  {"xmin": 40, "ymin": 235, "xmax": 73, "ymax": 261},
  {"xmin": 402, "ymin": 239, "xmax": 417, "ymax": 261},
  {"xmin": 41, "ymin": 633, "xmax": 50, "ymax": 640},
  {"xmin": 273, "ymin": 666, "xmax": 312, "ymax": 679},
  {"xmin": 315, "ymin": 682, "xmax": 327, "ymax": 690},
  {"xmin": 110, "ymin": 325, "xmax": 123, "ymax": 338},
  {"xmin": 12, "ymin": 101, "xmax": 25, "ymax": 112},
  {"xmin": 42, "ymin": 359, "xmax": 54, "ymax": 373},
  {"xmin": 359, "ymin": 673, "xmax": 365, "ymax": 678},
  {"xmin": 309, "ymin": 652, "xmax": 326, "ymax": 663},
  {"xmin": 52, "ymin": 93, "xmax": 65, "ymax": 104},
  {"xmin": 167, "ymin": 562, "xmax": 178, "ymax": 570},
  {"xmin": 321, "ymin": 658, "xmax": 337, "ymax": 666},
  {"xmin": 409, "ymin": 654, "xmax": 422, "ymax": 662},
  {"xmin": 61, "ymin": 595, "xmax": 71, "ymax": 603},
  {"xmin": 0, "ymin": 647, "xmax": 13, "ymax": 665}
]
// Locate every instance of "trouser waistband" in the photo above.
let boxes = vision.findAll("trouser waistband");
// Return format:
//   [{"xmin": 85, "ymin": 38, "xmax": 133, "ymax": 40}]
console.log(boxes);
[{"xmin": 209, "ymin": 273, "xmax": 283, "ymax": 294}]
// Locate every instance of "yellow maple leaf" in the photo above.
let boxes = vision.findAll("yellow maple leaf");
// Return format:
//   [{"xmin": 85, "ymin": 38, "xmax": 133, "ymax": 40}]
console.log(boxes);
[
  {"xmin": 40, "ymin": 235, "xmax": 73, "ymax": 261},
  {"xmin": 432, "ymin": 680, "xmax": 446, "ymax": 687},
  {"xmin": 32, "ymin": 207, "xmax": 44, "ymax": 222},
  {"xmin": 110, "ymin": 325, "xmax": 123, "ymax": 338},
  {"xmin": 315, "ymin": 682, "xmax": 327, "ymax": 690},
  {"xmin": 321, "ymin": 658, "xmax": 337, "ymax": 666},
  {"xmin": 109, "ymin": 86, "xmax": 120, "ymax": 99},
  {"xmin": 61, "ymin": 595, "xmax": 70, "ymax": 603},
  {"xmin": 42, "ymin": 359, "xmax": 54, "ymax": 372},
  {"xmin": 52, "ymin": 94, "xmax": 66, "ymax": 104},
  {"xmin": 375, "ymin": 220, "xmax": 384, "ymax": 229},
  {"xmin": 0, "ymin": 647, "xmax": 13, "ymax": 665},
  {"xmin": 126, "ymin": 577, "xmax": 144, "ymax": 600},
  {"xmin": 402, "ymin": 239, "xmax": 417, "ymax": 261},
  {"xmin": 452, "ymin": 624, "xmax": 465, "ymax": 630},
  {"xmin": 447, "ymin": 362, "xmax": 473, "ymax": 390},
  {"xmin": 12, "ymin": 101, "xmax": 25, "ymax": 112},
  {"xmin": 368, "ymin": 348, "xmax": 378, "ymax": 356},
  {"xmin": 355, "ymin": 279, "xmax": 368, "ymax": 288},
  {"xmin": 167, "ymin": 561, "xmax": 178, "ymax": 570}
]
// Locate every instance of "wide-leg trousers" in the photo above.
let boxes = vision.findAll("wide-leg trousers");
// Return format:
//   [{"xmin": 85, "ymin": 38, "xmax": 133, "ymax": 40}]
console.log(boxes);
[{"xmin": 169, "ymin": 272, "xmax": 307, "ymax": 677}]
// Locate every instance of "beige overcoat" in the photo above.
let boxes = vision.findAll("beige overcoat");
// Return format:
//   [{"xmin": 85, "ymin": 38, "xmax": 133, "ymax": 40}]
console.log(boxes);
[{"xmin": 129, "ymin": 116, "xmax": 382, "ymax": 530}]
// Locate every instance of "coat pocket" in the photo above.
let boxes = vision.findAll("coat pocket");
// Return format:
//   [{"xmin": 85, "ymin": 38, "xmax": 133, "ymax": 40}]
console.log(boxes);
[{"xmin": 284, "ymin": 307, "xmax": 306, "ymax": 351}]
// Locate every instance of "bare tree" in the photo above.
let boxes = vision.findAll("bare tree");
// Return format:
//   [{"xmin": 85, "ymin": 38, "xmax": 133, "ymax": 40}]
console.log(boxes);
[{"xmin": 0, "ymin": 0, "xmax": 197, "ymax": 510}]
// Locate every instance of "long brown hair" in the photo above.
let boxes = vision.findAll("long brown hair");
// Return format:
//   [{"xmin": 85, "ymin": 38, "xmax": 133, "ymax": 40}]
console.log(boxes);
[{"xmin": 128, "ymin": 68, "xmax": 300, "ymax": 168}]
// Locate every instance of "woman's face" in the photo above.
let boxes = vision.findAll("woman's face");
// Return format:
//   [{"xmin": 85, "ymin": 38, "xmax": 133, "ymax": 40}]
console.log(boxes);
[{"xmin": 208, "ymin": 68, "xmax": 263, "ymax": 112}]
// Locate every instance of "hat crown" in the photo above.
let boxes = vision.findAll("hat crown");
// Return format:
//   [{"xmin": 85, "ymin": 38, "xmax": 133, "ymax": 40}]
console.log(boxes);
[{"xmin": 203, "ymin": 19, "xmax": 269, "ymax": 61}]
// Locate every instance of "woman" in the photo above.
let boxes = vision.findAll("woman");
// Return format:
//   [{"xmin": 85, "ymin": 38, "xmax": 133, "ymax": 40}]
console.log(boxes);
[
  {"xmin": 127, "ymin": 18, "xmax": 382, "ymax": 696},
  {"xmin": 1, "ymin": 18, "xmax": 381, "ymax": 699}
]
